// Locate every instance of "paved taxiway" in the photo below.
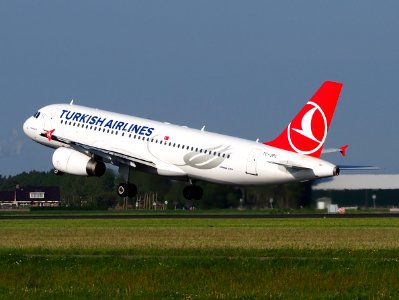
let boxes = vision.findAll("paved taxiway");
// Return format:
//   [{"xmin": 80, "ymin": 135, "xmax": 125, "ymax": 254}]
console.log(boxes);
[{"xmin": 1, "ymin": 213, "xmax": 399, "ymax": 220}]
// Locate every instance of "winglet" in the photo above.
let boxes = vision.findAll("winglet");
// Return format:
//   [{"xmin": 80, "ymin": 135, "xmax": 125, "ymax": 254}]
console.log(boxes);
[
  {"xmin": 339, "ymin": 145, "xmax": 349, "ymax": 157},
  {"xmin": 265, "ymin": 81, "xmax": 343, "ymax": 158}
]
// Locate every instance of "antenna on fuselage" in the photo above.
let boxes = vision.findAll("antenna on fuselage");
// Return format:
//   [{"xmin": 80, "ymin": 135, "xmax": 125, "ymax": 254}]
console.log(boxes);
[
  {"xmin": 69, "ymin": 99, "xmax": 74, "ymax": 105},
  {"xmin": 201, "ymin": 126, "xmax": 206, "ymax": 131}
]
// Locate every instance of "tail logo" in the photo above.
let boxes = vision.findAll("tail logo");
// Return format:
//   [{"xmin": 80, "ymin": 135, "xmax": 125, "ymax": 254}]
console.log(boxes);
[{"xmin": 287, "ymin": 101, "xmax": 327, "ymax": 155}]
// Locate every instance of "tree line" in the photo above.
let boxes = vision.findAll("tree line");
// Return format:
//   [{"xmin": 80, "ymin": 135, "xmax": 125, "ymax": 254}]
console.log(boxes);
[{"xmin": 0, "ymin": 170, "xmax": 312, "ymax": 209}]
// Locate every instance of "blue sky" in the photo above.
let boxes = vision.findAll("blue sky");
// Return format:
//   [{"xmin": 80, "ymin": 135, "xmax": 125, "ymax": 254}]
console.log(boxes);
[{"xmin": 1, "ymin": 1, "xmax": 398, "ymax": 175}]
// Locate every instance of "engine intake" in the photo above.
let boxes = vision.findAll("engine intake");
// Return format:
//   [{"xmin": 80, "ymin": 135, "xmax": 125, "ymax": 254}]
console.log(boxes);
[{"xmin": 52, "ymin": 147, "xmax": 105, "ymax": 177}]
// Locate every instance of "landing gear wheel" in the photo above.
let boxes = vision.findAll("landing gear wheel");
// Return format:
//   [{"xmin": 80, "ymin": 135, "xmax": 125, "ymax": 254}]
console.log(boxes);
[
  {"xmin": 127, "ymin": 183, "xmax": 137, "ymax": 197},
  {"xmin": 183, "ymin": 186, "xmax": 193, "ymax": 200},
  {"xmin": 183, "ymin": 186, "xmax": 203, "ymax": 200},
  {"xmin": 117, "ymin": 183, "xmax": 137, "ymax": 198},
  {"xmin": 53, "ymin": 168, "xmax": 64, "ymax": 176},
  {"xmin": 117, "ymin": 183, "xmax": 128, "ymax": 197},
  {"xmin": 193, "ymin": 186, "xmax": 203, "ymax": 200}
]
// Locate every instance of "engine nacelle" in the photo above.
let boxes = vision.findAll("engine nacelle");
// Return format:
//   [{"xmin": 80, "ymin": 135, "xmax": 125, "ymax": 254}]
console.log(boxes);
[{"xmin": 52, "ymin": 147, "xmax": 106, "ymax": 177}]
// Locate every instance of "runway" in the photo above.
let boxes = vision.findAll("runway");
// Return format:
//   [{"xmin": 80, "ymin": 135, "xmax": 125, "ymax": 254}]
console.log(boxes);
[{"xmin": 1, "ymin": 213, "xmax": 399, "ymax": 220}]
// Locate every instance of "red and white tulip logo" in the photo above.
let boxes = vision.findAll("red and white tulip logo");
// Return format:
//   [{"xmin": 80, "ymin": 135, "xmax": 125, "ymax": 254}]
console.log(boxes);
[
  {"xmin": 45, "ymin": 129, "xmax": 55, "ymax": 141},
  {"xmin": 287, "ymin": 101, "xmax": 327, "ymax": 155}
]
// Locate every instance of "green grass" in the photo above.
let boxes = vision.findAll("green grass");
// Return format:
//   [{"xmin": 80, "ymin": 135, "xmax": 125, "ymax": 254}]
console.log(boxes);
[
  {"xmin": 1, "ymin": 207, "xmax": 390, "ymax": 216},
  {"xmin": 2, "ymin": 253, "xmax": 399, "ymax": 299},
  {"xmin": 1, "ymin": 218, "xmax": 399, "ymax": 298}
]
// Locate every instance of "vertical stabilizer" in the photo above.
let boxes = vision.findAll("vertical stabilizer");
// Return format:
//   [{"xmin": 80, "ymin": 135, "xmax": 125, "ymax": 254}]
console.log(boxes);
[{"xmin": 265, "ymin": 81, "xmax": 343, "ymax": 158}]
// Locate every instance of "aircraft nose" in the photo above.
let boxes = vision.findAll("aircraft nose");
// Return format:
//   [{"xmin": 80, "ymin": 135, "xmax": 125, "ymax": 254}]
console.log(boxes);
[
  {"xmin": 23, "ymin": 117, "xmax": 36, "ymax": 138},
  {"xmin": 23, "ymin": 118, "xmax": 29, "ymax": 135}
]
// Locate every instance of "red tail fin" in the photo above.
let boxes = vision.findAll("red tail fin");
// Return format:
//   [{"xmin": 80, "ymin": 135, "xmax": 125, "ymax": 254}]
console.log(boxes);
[{"xmin": 265, "ymin": 81, "xmax": 343, "ymax": 158}]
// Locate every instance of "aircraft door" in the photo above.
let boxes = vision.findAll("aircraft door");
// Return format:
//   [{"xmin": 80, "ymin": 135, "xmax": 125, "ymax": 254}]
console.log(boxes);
[
  {"xmin": 246, "ymin": 149, "xmax": 261, "ymax": 176},
  {"xmin": 43, "ymin": 109, "xmax": 57, "ymax": 131}
]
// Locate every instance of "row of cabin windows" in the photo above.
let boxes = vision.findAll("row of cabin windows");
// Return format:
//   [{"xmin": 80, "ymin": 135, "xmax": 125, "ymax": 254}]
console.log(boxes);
[{"xmin": 60, "ymin": 119, "xmax": 231, "ymax": 159}]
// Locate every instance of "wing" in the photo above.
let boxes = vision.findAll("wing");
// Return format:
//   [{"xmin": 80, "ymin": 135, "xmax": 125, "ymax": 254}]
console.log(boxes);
[
  {"xmin": 45, "ymin": 132, "xmax": 188, "ymax": 177},
  {"xmin": 73, "ymin": 142, "xmax": 156, "ymax": 168},
  {"xmin": 43, "ymin": 132, "xmax": 156, "ymax": 168}
]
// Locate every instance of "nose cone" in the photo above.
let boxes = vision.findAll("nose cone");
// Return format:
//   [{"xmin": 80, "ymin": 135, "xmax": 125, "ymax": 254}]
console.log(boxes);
[
  {"xmin": 23, "ymin": 117, "xmax": 36, "ymax": 139},
  {"xmin": 23, "ymin": 119, "xmax": 29, "ymax": 135}
]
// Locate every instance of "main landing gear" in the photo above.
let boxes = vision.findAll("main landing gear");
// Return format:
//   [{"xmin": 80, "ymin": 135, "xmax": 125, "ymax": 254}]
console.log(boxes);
[
  {"xmin": 117, "ymin": 165, "xmax": 137, "ymax": 198},
  {"xmin": 117, "ymin": 182, "xmax": 201, "ymax": 200},
  {"xmin": 116, "ymin": 165, "xmax": 203, "ymax": 201},
  {"xmin": 183, "ymin": 185, "xmax": 203, "ymax": 200},
  {"xmin": 117, "ymin": 183, "xmax": 137, "ymax": 198}
]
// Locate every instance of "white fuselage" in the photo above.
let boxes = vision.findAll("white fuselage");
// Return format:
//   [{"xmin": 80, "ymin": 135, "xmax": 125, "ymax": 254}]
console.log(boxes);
[{"xmin": 23, "ymin": 104, "xmax": 337, "ymax": 186}]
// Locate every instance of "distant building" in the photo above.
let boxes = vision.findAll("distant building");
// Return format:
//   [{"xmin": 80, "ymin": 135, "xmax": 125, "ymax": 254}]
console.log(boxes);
[
  {"xmin": 312, "ymin": 175, "xmax": 399, "ymax": 208},
  {"xmin": 0, "ymin": 186, "xmax": 60, "ymax": 208}
]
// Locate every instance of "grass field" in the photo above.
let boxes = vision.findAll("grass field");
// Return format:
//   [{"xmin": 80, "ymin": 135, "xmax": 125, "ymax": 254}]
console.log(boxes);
[{"xmin": 1, "ymin": 217, "xmax": 399, "ymax": 298}]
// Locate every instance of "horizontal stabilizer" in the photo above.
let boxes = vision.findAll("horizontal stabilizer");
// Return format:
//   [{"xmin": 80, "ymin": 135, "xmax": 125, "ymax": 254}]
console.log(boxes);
[
  {"xmin": 322, "ymin": 144, "xmax": 348, "ymax": 157},
  {"xmin": 268, "ymin": 160, "xmax": 311, "ymax": 170},
  {"xmin": 337, "ymin": 165, "xmax": 379, "ymax": 171}
]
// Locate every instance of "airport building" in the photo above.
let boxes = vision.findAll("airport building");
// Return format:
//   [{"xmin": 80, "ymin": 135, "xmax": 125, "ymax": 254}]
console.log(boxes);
[
  {"xmin": 312, "ymin": 175, "xmax": 399, "ymax": 208},
  {"xmin": 0, "ymin": 186, "xmax": 60, "ymax": 208}
]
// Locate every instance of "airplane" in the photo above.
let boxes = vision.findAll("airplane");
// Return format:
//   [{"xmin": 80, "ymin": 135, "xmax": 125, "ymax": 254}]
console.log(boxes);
[{"xmin": 23, "ymin": 81, "xmax": 357, "ymax": 200}]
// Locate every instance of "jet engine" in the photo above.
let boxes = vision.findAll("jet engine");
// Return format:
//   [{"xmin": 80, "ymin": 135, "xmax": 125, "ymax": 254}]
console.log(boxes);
[{"xmin": 52, "ymin": 147, "xmax": 106, "ymax": 176}]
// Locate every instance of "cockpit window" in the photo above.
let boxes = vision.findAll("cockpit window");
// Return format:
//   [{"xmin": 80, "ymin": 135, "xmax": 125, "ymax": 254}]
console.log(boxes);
[{"xmin": 33, "ymin": 112, "xmax": 41, "ymax": 119}]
